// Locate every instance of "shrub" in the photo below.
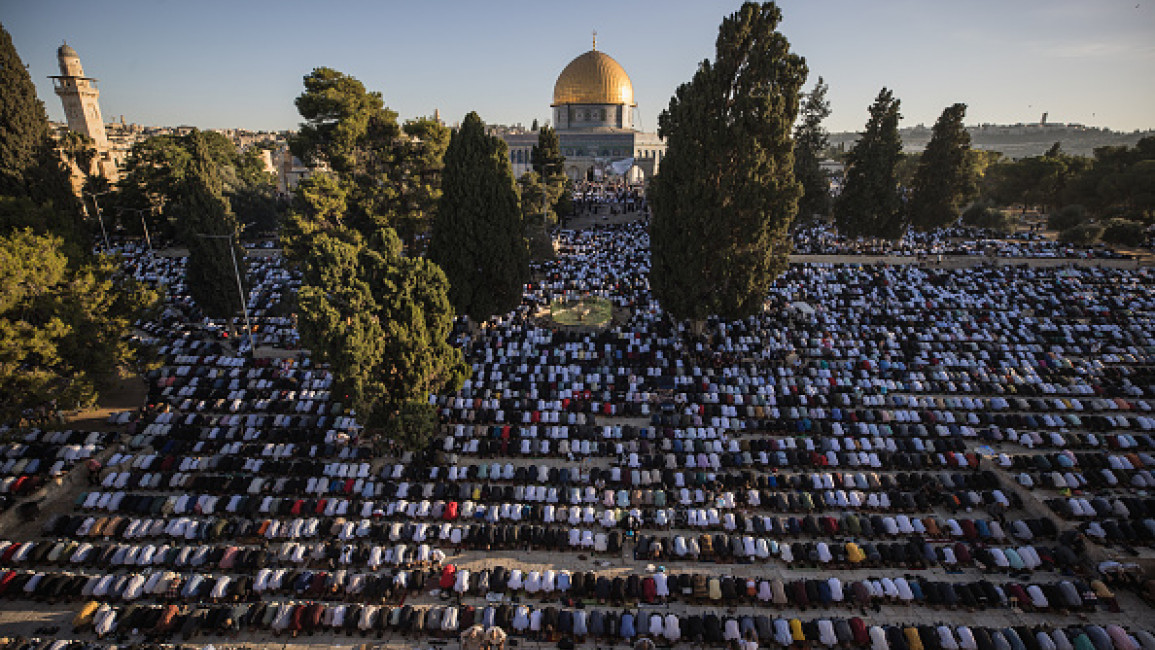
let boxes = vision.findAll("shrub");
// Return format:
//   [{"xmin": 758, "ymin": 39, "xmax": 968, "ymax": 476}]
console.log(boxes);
[
  {"xmin": 1100, "ymin": 218, "xmax": 1146, "ymax": 246},
  {"xmin": 1058, "ymin": 222, "xmax": 1103, "ymax": 246},
  {"xmin": 961, "ymin": 201, "xmax": 1012, "ymax": 231},
  {"xmin": 1048, "ymin": 204, "xmax": 1087, "ymax": 231}
]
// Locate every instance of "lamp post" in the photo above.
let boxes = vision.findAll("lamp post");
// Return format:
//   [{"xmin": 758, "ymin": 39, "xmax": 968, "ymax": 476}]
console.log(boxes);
[
  {"xmin": 82, "ymin": 189, "xmax": 112, "ymax": 252},
  {"xmin": 118, "ymin": 207, "xmax": 153, "ymax": 254},
  {"xmin": 196, "ymin": 232, "xmax": 253, "ymax": 357}
]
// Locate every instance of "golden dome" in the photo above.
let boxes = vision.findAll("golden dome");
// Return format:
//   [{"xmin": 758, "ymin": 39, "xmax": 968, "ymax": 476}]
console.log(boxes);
[{"xmin": 552, "ymin": 49, "xmax": 636, "ymax": 107}]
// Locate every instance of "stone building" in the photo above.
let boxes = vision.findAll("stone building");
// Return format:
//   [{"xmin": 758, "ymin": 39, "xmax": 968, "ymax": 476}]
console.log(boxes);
[{"xmin": 502, "ymin": 39, "xmax": 665, "ymax": 184}]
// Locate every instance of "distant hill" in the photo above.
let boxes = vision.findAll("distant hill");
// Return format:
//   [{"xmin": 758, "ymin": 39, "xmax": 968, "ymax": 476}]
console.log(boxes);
[{"xmin": 830, "ymin": 123, "xmax": 1155, "ymax": 159}]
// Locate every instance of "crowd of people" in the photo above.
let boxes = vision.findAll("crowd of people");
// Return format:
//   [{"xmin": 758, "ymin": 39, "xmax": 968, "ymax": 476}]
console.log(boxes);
[
  {"xmin": 791, "ymin": 225, "xmax": 1136, "ymax": 260},
  {"xmin": 0, "ymin": 219, "xmax": 1152, "ymax": 649},
  {"xmin": 571, "ymin": 181, "xmax": 647, "ymax": 217}
]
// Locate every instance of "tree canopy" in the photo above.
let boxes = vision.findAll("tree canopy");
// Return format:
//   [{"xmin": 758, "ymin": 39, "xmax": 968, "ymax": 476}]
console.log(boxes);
[
  {"xmin": 835, "ymin": 88, "xmax": 905, "ymax": 239},
  {"xmin": 295, "ymin": 226, "xmax": 467, "ymax": 448},
  {"xmin": 117, "ymin": 130, "xmax": 276, "ymax": 243},
  {"xmin": 531, "ymin": 126, "xmax": 566, "ymax": 183},
  {"xmin": 0, "ymin": 25, "xmax": 157, "ymax": 423},
  {"xmin": 983, "ymin": 144, "xmax": 1093, "ymax": 216},
  {"xmin": 0, "ymin": 228, "xmax": 156, "ymax": 420},
  {"xmin": 174, "ymin": 130, "xmax": 247, "ymax": 320},
  {"xmin": 292, "ymin": 67, "xmax": 399, "ymax": 175},
  {"xmin": 793, "ymin": 77, "xmax": 832, "ymax": 221},
  {"xmin": 649, "ymin": 1, "xmax": 807, "ymax": 322},
  {"xmin": 908, "ymin": 103, "xmax": 972, "ymax": 231},
  {"xmin": 429, "ymin": 111, "xmax": 529, "ymax": 321},
  {"xmin": 527, "ymin": 124, "xmax": 569, "ymax": 228},
  {"xmin": 1060, "ymin": 137, "xmax": 1155, "ymax": 222},
  {"xmin": 393, "ymin": 117, "xmax": 451, "ymax": 251},
  {"xmin": 291, "ymin": 69, "xmax": 452, "ymax": 248},
  {"xmin": 287, "ymin": 68, "xmax": 469, "ymax": 449},
  {"xmin": 0, "ymin": 23, "xmax": 80, "ymax": 233}
]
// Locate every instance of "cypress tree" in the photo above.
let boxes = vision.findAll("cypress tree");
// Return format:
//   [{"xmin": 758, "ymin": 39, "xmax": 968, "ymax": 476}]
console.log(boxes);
[
  {"xmin": 0, "ymin": 23, "xmax": 50, "ymax": 198},
  {"xmin": 0, "ymin": 24, "xmax": 79, "ymax": 228},
  {"xmin": 179, "ymin": 130, "xmax": 246, "ymax": 320},
  {"xmin": 429, "ymin": 111, "xmax": 528, "ymax": 321},
  {"xmin": 793, "ymin": 77, "xmax": 832, "ymax": 221},
  {"xmin": 529, "ymin": 125, "xmax": 569, "ymax": 230},
  {"xmin": 835, "ymin": 88, "xmax": 905, "ymax": 239},
  {"xmin": 908, "ymin": 103, "xmax": 971, "ymax": 231},
  {"xmin": 649, "ymin": 1, "xmax": 807, "ymax": 322},
  {"xmin": 531, "ymin": 125, "xmax": 565, "ymax": 182}
]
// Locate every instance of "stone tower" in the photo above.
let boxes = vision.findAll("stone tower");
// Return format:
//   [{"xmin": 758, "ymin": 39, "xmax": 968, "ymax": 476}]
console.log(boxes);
[{"xmin": 50, "ymin": 42, "xmax": 108, "ymax": 148}]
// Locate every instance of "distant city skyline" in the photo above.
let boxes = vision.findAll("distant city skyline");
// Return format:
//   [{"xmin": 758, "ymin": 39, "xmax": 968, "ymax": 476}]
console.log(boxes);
[{"xmin": 3, "ymin": 0, "xmax": 1154, "ymax": 135}]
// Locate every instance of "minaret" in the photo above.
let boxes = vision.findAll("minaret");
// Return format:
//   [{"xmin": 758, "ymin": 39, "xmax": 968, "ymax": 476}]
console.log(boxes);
[{"xmin": 50, "ymin": 42, "xmax": 108, "ymax": 148}]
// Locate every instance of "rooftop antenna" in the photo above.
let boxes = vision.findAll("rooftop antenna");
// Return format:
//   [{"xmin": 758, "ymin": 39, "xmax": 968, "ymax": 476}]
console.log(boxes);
[{"xmin": 592, "ymin": 30, "xmax": 597, "ymax": 50}]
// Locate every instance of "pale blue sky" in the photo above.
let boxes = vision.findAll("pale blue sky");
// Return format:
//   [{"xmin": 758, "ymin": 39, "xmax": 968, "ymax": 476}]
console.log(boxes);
[{"xmin": 3, "ymin": 0, "xmax": 1153, "ymax": 133}]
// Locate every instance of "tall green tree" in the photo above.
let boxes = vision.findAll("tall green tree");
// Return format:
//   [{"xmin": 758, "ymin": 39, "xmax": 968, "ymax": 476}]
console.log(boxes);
[
  {"xmin": 835, "ymin": 88, "xmax": 905, "ymax": 239},
  {"xmin": 296, "ymin": 226, "xmax": 467, "ymax": 449},
  {"xmin": 291, "ymin": 67, "xmax": 399, "ymax": 175},
  {"xmin": 287, "ymin": 69, "xmax": 469, "ymax": 448},
  {"xmin": 793, "ymin": 77, "xmax": 832, "ymax": 221},
  {"xmin": 393, "ymin": 117, "xmax": 451, "ymax": 250},
  {"xmin": 292, "ymin": 70, "xmax": 452, "ymax": 246},
  {"xmin": 518, "ymin": 171, "xmax": 549, "ymax": 222},
  {"xmin": 177, "ymin": 130, "xmax": 247, "ymax": 320},
  {"xmin": 649, "ymin": 1, "xmax": 807, "ymax": 322},
  {"xmin": 229, "ymin": 146, "xmax": 280, "ymax": 233},
  {"xmin": 529, "ymin": 125, "xmax": 570, "ymax": 228},
  {"xmin": 0, "ymin": 227, "xmax": 156, "ymax": 420},
  {"xmin": 429, "ymin": 111, "xmax": 528, "ymax": 321},
  {"xmin": 0, "ymin": 25, "xmax": 156, "ymax": 424},
  {"xmin": 291, "ymin": 67, "xmax": 402, "ymax": 238},
  {"xmin": 116, "ymin": 134, "xmax": 191, "ymax": 234},
  {"xmin": 908, "ymin": 103, "xmax": 972, "ymax": 231},
  {"xmin": 0, "ymin": 23, "xmax": 44, "ymax": 199},
  {"xmin": 0, "ymin": 23, "xmax": 80, "ymax": 235},
  {"xmin": 531, "ymin": 126, "xmax": 566, "ymax": 182},
  {"xmin": 963, "ymin": 149, "xmax": 1002, "ymax": 203},
  {"xmin": 517, "ymin": 170, "xmax": 564, "ymax": 260},
  {"xmin": 117, "ymin": 131, "xmax": 275, "ymax": 242}
]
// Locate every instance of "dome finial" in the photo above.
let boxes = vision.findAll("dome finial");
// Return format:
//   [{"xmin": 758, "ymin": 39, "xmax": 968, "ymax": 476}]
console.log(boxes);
[{"xmin": 592, "ymin": 30, "xmax": 597, "ymax": 50}]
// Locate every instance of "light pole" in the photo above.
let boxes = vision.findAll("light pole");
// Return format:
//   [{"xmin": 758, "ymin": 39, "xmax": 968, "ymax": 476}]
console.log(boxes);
[
  {"xmin": 118, "ymin": 207, "xmax": 153, "ymax": 254},
  {"xmin": 82, "ymin": 189, "xmax": 112, "ymax": 252},
  {"xmin": 196, "ymin": 232, "xmax": 253, "ymax": 357}
]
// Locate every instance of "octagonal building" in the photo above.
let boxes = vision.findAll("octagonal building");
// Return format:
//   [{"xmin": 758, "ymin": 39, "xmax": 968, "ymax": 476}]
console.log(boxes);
[{"xmin": 503, "ymin": 40, "xmax": 665, "ymax": 184}]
